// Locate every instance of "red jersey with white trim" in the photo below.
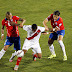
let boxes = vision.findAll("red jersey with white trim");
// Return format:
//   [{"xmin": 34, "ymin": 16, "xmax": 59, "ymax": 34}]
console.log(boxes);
[
  {"xmin": 47, "ymin": 14, "xmax": 64, "ymax": 30},
  {"xmin": 2, "ymin": 16, "xmax": 20, "ymax": 37}
]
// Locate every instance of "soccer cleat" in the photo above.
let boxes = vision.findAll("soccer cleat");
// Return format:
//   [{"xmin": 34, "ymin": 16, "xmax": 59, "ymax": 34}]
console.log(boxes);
[
  {"xmin": 14, "ymin": 65, "xmax": 19, "ymax": 71},
  {"xmin": 48, "ymin": 54, "xmax": 56, "ymax": 59},
  {"xmin": 63, "ymin": 55, "xmax": 67, "ymax": 61},
  {"xmin": 9, "ymin": 53, "xmax": 16, "ymax": 62}
]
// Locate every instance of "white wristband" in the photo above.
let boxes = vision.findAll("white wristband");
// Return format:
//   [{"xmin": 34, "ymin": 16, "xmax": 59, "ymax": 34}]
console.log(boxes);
[
  {"xmin": 47, "ymin": 32, "xmax": 49, "ymax": 34},
  {"xmin": 1, "ymin": 34, "xmax": 4, "ymax": 36},
  {"xmin": 53, "ymin": 28, "xmax": 55, "ymax": 31}
]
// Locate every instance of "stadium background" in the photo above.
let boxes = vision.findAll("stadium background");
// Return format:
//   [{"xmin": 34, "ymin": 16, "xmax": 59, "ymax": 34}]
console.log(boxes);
[{"xmin": 0, "ymin": 0, "xmax": 72, "ymax": 72}]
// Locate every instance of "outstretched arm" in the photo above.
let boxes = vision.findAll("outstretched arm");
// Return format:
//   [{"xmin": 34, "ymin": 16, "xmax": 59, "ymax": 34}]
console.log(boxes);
[
  {"xmin": 42, "ymin": 31, "xmax": 53, "ymax": 35},
  {"xmin": 43, "ymin": 19, "xmax": 49, "ymax": 31}
]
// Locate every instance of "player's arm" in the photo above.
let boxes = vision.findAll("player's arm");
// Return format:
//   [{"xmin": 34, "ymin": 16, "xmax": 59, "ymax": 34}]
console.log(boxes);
[
  {"xmin": 1, "ymin": 25, "xmax": 4, "ymax": 40},
  {"xmin": 10, "ymin": 21, "xmax": 20, "ymax": 26},
  {"xmin": 10, "ymin": 18, "xmax": 26, "ymax": 27},
  {"xmin": 43, "ymin": 19, "xmax": 49, "ymax": 31},
  {"xmin": 18, "ymin": 18, "xmax": 26, "ymax": 28},
  {"xmin": 42, "ymin": 27, "xmax": 59, "ymax": 35},
  {"xmin": 42, "ymin": 31, "xmax": 53, "ymax": 35}
]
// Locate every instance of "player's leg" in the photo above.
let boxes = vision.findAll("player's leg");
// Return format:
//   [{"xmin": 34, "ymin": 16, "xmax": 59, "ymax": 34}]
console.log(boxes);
[
  {"xmin": 14, "ymin": 49, "xmax": 27, "ymax": 71},
  {"xmin": 0, "ymin": 37, "xmax": 13, "ymax": 59},
  {"xmin": 48, "ymin": 33, "xmax": 57, "ymax": 59},
  {"xmin": 14, "ymin": 39, "xmax": 30, "ymax": 70},
  {"xmin": 0, "ymin": 45, "xmax": 9, "ymax": 59},
  {"xmin": 31, "ymin": 48, "xmax": 37, "ymax": 61},
  {"xmin": 36, "ymin": 53, "xmax": 42, "ymax": 59},
  {"xmin": 9, "ymin": 51, "xmax": 17, "ymax": 62},
  {"xmin": 9, "ymin": 36, "xmax": 21, "ymax": 62},
  {"xmin": 33, "ymin": 43, "xmax": 42, "ymax": 59},
  {"xmin": 48, "ymin": 38, "xmax": 56, "ymax": 59},
  {"xmin": 58, "ymin": 35, "xmax": 67, "ymax": 61}
]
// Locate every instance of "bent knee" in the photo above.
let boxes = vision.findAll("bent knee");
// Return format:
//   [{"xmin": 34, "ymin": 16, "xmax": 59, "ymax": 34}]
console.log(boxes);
[
  {"xmin": 48, "ymin": 39, "xmax": 54, "ymax": 45},
  {"xmin": 3, "ymin": 45, "xmax": 9, "ymax": 51},
  {"xmin": 37, "ymin": 53, "xmax": 42, "ymax": 59},
  {"xmin": 38, "ymin": 56, "xmax": 42, "ymax": 59}
]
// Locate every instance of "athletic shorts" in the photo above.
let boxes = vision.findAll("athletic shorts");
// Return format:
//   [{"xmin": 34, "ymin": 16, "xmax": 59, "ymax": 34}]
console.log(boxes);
[
  {"xmin": 22, "ymin": 39, "xmax": 41, "ymax": 53},
  {"xmin": 49, "ymin": 30, "xmax": 65, "ymax": 40},
  {"xmin": 4, "ymin": 36, "xmax": 21, "ymax": 50}
]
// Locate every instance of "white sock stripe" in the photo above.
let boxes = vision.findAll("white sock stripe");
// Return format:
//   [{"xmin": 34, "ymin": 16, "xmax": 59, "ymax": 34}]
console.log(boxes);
[
  {"xmin": 58, "ymin": 40, "xmax": 65, "ymax": 47},
  {"xmin": 49, "ymin": 44, "xmax": 55, "ymax": 55}
]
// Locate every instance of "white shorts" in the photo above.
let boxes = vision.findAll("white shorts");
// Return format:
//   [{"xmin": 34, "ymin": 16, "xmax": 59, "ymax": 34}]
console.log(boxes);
[{"xmin": 22, "ymin": 39, "xmax": 42, "ymax": 53}]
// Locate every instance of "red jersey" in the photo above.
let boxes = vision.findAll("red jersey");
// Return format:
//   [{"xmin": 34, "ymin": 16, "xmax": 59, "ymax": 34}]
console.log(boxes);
[
  {"xmin": 47, "ymin": 14, "xmax": 64, "ymax": 30},
  {"xmin": 2, "ymin": 16, "xmax": 20, "ymax": 37}
]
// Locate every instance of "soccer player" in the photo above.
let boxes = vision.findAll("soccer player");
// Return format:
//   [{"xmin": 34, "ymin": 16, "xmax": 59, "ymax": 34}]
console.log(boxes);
[
  {"xmin": 14, "ymin": 24, "xmax": 49, "ymax": 70},
  {"xmin": 0, "ymin": 12, "xmax": 26, "ymax": 62},
  {"xmin": 43, "ymin": 10, "xmax": 67, "ymax": 61}
]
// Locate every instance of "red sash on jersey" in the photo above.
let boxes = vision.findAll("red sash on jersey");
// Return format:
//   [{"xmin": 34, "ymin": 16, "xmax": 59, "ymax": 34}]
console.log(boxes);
[{"xmin": 27, "ymin": 29, "xmax": 41, "ymax": 40}]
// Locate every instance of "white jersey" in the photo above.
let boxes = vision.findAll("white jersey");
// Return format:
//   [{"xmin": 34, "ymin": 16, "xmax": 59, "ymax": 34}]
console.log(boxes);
[{"xmin": 23, "ymin": 25, "xmax": 45, "ymax": 43}]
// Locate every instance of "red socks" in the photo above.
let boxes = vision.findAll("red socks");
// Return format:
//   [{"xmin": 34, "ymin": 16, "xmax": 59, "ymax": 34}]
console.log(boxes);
[
  {"xmin": 16, "ymin": 57, "xmax": 22, "ymax": 65},
  {"xmin": 34, "ymin": 54, "xmax": 37, "ymax": 58}
]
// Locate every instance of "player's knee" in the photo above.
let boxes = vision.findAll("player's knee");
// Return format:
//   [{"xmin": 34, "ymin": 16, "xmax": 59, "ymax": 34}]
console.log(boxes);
[
  {"xmin": 48, "ymin": 40, "xmax": 52, "ymax": 45},
  {"xmin": 37, "ymin": 54, "xmax": 42, "ymax": 59},
  {"xmin": 22, "ymin": 49, "xmax": 27, "ymax": 54},
  {"xmin": 3, "ymin": 46, "xmax": 9, "ymax": 51},
  {"xmin": 38, "ymin": 56, "xmax": 42, "ymax": 59},
  {"xmin": 48, "ymin": 39, "xmax": 54, "ymax": 45}
]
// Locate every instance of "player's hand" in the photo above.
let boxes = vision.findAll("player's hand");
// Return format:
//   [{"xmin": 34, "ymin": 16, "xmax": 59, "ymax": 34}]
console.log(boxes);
[
  {"xmin": 55, "ymin": 26, "xmax": 60, "ymax": 32},
  {"xmin": 1, "ymin": 35, "xmax": 4, "ymax": 40},
  {"xmin": 45, "ymin": 27, "xmax": 49, "ymax": 31}
]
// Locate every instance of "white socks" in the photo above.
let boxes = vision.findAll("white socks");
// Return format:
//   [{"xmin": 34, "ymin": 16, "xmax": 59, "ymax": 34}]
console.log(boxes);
[
  {"xmin": 58, "ymin": 40, "xmax": 66, "ymax": 56},
  {"xmin": 0, "ymin": 49, "xmax": 6, "ymax": 59},
  {"xmin": 48, "ymin": 44, "xmax": 56, "ymax": 55},
  {"xmin": 12, "ymin": 51, "xmax": 17, "ymax": 56}
]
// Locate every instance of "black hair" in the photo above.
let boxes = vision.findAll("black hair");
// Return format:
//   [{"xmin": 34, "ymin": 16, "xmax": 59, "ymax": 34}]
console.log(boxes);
[
  {"xmin": 53, "ymin": 10, "xmax": 60, "ymax": 16},
  {"xmin": 6, "ymin": 12, "xmax": 11, "ymax": 15},
  {"xmin": 32, "ymin": 24, "xmax": 37, "ymax": 31}
]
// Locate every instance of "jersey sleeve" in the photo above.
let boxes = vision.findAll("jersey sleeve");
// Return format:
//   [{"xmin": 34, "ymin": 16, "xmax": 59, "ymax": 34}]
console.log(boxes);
[
  {"xmin": 14, "ymin": 16, "xmax": 20, "ymax": 21},
  {"xmin": 2, "ymin": 20, "xmax": 5, "ymax": 26},
  {"xmin": 23, "ymin": 25, "xmax": 31, "ymax": 31},
  {"xmin": 46, "ymin": 14, "xmax": 53, "ymax": 21},
  {"xmin": 38, "ymin": 26, "xmax": 45, "ymax": 32}
]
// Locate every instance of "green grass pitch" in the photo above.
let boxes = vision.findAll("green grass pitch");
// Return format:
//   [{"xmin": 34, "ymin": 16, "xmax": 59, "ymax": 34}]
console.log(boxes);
[{"xmin": 0, "ymin": 0, "xmax": 72, "ymax": 72}]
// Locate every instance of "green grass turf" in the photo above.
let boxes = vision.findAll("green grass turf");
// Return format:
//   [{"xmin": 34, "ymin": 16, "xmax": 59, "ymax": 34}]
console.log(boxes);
[{"xmin": 0, "ymin": 0, "xmax": 72, "ymax": 72}]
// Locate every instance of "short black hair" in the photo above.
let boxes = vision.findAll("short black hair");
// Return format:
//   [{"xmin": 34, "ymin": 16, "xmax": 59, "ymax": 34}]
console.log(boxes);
[
  {"xmin": 53, "ymin": 10, "xmax": 60, "ymax": 16},
  {"xmin": 32, "ymin": 24, "xmax": 37, "ymax": 31},
  {"xmin": 6, "ymin": 12, "xmax": 11, "ymax": 15}
]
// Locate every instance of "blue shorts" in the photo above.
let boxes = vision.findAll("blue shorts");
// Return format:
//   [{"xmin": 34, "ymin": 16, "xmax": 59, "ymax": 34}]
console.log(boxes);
[
  {"xmin": 4, "ymin": 36, "xmax": 21, "ymax": 50},
  {"xmin": 49, "ymin": 30, "xmax": 65, "ymax": 40}
]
